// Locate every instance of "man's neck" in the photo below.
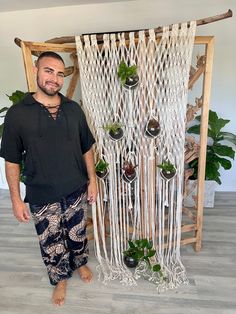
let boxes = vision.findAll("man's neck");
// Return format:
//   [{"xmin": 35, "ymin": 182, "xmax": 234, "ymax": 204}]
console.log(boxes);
[{"xmin": 33, "ymin": 91, "xmax": 61, "ymax": 107}]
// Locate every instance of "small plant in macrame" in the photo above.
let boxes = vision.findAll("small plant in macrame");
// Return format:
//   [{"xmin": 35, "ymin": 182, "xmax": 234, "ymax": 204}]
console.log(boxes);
[
  {"xmin": 122, "ymin": 160, "xmax": 137, "ymax": 183},
  {"xmin": 117, "ymin": 60, "xmax": 139, "ymax": 90},
  {"xmin": 123, "ymin": 239, "xmax": 162, "ymax": 275},
  {"xmin": 104, "ymin": 122, "xmax": 124, "ymax": 141},
  {"xmin": 95, "ymin": 159, "xmax": 109, "ymax": 179},
  {"xmin": 144, "ymin": 117, "xmax": 161, "ymax": 138},
  {"xmin": 157, "ymin": 160, "xmax": 176, "ymax": 180}
]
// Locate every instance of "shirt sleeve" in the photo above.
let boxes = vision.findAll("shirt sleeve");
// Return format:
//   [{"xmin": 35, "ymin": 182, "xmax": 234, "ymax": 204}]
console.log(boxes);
[
  {"xmin": 0, "ymin": 107, "xmax": 24, "ymax": 164},
  {"xmin": 78, "ymin": 107, "xmax": 95, "ymax": 154}
]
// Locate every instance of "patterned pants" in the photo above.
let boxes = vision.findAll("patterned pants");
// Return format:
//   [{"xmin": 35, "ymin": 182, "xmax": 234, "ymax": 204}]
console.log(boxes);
[{"xmin": 30, "ymin": 185, "xmax": 88, "ymax": 285}]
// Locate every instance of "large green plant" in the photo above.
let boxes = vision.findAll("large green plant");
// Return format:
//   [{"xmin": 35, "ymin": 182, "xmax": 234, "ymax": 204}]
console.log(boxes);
[
  {"xmin": 123, "ymin": 239, "xmax": 162, "ymax": 273},
  {"xmin": 0, "ymin": 90, "xmax": 26, "ymax": 138},
  {"xmin": 0, "ymin": 90, "xmax": 26, "ymax": 183},
  {"xmin": 187, "ymin": 110, "xmax": 236, "ymax": 184}
]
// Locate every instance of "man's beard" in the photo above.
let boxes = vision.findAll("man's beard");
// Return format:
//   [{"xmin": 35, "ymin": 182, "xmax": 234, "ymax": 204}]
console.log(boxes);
[{"xmin": 37, "ymin": 76, "xmax": 62, "ymax": 96}]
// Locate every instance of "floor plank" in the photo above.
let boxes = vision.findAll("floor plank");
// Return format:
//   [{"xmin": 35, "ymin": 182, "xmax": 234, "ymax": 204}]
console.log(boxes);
[{"xmin": 0, "ymin": 189, "xmax": 236, "ymax": 314}]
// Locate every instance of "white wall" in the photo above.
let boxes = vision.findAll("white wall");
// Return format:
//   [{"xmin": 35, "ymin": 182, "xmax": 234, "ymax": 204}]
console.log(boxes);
[{"xmin": 0, "ymin": 0, "xmax": 235, "ymax": 191}]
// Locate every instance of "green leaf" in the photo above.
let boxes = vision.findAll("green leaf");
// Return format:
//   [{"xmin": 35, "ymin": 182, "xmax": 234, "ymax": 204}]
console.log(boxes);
[
  {"xmin": 205, "ymin": 161, "xmax": 221, "ymax": 184},
  {"xmin": 136, "ymin": 250, "xmax": 144, "ymax": 259},
  {"xmin": 139, "ymin": 239, "xmax": 148, "ymax": 248},
  {"xmin": 208, "ymin": 110, "xmax": 230, "ymax": 139},
  {"xmin": 187, "ymin": 124, "xmax": 200, "ymax": 135},
  {"xmin": 220, "ymin": 132, "xmax": 236, "ymax": 145},
  {"xmin": 147, "ymin": 240, "xmax": 153, "ymax": 249},
  {"xmin": 0, "ymin": 106, "xmax": 9, "ymax": 114},
  {"xmin": 128, "ymin": 240, "xmax": 136, "ymax": 249},
  {"xmin": 213, "ymin": 144, "xmax": 235, "ymax": 159},
  {"xmin": 153, "ymin": 264, "xmax": 161, "ymax": 272},
  {"xmin": 195, "ymin": 115, "xmax": 201, "ymax": 122},
  {"xmin": 7, "ymin": 90, "xmax": 26, "ymax": 105},
  {"xmin": 135, "ymin": 239, "xmax": 141, "ymax": 247},
  {"xmin": 216, "ymin": 157, "xmax": 232, "ymax": 170},
  {"xmin": 146, "ymin": 250, "xmax": 156, "ymax": 258}
]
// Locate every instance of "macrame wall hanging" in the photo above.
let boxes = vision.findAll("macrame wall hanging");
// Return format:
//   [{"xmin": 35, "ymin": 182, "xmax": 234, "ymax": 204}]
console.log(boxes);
[{"xmin": 76, "ymin": 21, "xmax": 196, "ymax": 291}]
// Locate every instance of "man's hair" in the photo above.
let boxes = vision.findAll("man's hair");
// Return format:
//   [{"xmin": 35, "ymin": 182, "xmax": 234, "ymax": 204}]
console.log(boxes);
[{"xmin": 36, "ymin": 51, "xmax": 65, "ymax": 66}]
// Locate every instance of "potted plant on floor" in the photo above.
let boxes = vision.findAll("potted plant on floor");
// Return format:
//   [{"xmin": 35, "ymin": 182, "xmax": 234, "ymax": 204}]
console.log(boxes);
[
  {"xmin": 0, "ymin": 90, "xmax": 26, "ymax": 192},
  {"xmin": 144, "ymin": 117, "xmax": 161, "ymax": 139},
  {"xmin": 157, "ymin": 160, "xmax": 176, "ymax": 180},
  {"xmin": 0, "ymin": 90, "xmax": 26, "ymax": 138},
  {"xmin": 95, "ymin": 159, "xmax": 109, "ymax": 179},
  {"xmin": 117, "ymin": 60, "xmax": 139, "ymax": 90},
  {"xmin": 104, "ymin": 122, "xmax": 124, "ymax": 141},
  {"xmin": 122, "ymin": 160, "xmax": 137, "ymax": 183},
  {"xmin": 185, "ymin": 109, "xmax": 236, "ymax": 207},
  {"xmin": 123, "ymin": 239, "xmax": 162, "ymax": 274}
]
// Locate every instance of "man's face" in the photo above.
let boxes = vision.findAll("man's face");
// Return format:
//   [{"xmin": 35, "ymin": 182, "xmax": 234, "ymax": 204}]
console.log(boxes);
[{"xmin": 36, "ymin": 56, "xmax": 65, "ymax": 96}]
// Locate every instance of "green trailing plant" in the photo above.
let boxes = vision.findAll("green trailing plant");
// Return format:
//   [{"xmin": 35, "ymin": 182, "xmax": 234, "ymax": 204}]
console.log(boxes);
[
  {"xmin": 123, "ymin": 238, "xmax": 162, "ymax": 274},
  {"xmin": 117, "ymin": 60, "xmax": 138, "ymax": 86},
  {"xmin": 187, "ymin": 110, "xmax": 236, "ymax": 184}
]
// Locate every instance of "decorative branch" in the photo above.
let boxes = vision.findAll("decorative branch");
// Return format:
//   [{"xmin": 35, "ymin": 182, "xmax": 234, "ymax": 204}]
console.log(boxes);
[{"xmin": 41, "ymin": 9, "xmax": 233, "ymax": 45}]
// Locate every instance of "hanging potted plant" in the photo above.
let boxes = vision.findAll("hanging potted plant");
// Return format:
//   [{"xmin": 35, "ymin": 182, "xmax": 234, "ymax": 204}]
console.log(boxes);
[
  {"xmin": 104, "ymin": 122, "xmax": 124, "ymax": 141},
  {"xmin": 117, "ymin": 60, "xmax": 139, "ymax": 90},
  {"xmin": 144, "ymin": 117, "xmax": 161, "ymax": 139},
  {"xmin": 123, "ymin": 239, "xmax": 162, "ymax": 275},
  {"xmin": 157, "ymin": 160, "xmax": 176, "ymax": 180},
  {"xmin": 95, "ymin": 159, "xmax": 109, "ymax": 179},
  {"xmin": 122, "ymin": 160, "xmax": 137, "ymax": 183}
]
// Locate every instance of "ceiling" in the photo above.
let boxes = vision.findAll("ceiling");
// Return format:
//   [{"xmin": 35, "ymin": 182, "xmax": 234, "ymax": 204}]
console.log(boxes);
[{"xmin": 0, "ymin": 0, "xmax": 132, "ymax": 12}]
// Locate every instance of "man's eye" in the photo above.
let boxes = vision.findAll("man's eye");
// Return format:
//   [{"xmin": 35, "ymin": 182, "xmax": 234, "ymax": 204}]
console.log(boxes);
[{"xmin": 58, "ymin": 73, "xmax": 65, "ymax": 78}]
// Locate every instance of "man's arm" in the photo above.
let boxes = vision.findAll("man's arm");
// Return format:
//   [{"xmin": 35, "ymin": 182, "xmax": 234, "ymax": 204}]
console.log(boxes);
[
  {"xmin": 5, "ymin": 161, "xmax": 30, "ymax": 222},
  {"xmin": 83, "ymin": 148, "xmax": 97, "ymax": 204}
]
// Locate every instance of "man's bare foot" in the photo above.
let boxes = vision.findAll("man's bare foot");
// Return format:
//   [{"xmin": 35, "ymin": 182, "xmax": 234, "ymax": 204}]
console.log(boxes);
[
  {"xmin": 78, "ymin": 265, "xmax": 93, "ymax": 283},
  {"xmin": 52, "ymin": 279, "xmax": 67, "ymax": 306}
]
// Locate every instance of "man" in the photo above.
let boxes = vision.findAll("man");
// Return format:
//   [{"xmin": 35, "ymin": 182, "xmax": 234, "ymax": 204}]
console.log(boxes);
[{"xmin": 0, "ymin": 51, "xmax": 97, "ymax": 306}]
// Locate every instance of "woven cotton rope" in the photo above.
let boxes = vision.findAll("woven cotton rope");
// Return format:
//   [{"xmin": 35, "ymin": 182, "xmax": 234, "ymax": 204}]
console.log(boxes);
[{"xmin": 76, "ymin": 21, "xmax": 196, "ymax": 291}]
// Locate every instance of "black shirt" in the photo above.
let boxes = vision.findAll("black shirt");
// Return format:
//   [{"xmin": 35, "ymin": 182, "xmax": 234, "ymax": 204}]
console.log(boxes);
[{"xmin": 0, "ymin": 93, "xmax": 95, "ymax": 205}]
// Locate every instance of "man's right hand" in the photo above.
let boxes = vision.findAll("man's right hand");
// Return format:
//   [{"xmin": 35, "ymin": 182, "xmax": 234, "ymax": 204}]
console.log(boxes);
[{"xmin": 12, "ymin": 200, "xmax": 30, "ymax": 223}]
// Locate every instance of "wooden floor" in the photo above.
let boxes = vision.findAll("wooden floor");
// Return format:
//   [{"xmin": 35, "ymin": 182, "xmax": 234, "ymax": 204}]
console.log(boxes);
[{"xmin": 0, "ymin": 189, "xmax": 235, "ymax": 314}]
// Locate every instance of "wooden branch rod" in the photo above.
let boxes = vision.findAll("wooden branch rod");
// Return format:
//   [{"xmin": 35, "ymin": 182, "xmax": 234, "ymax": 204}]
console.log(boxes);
[
  {"xmin": 46, "ymin": 9, "xmax": 232, "ymax": 44},
  {"xmin": 14, "ymin": 9, "xmax": 232, "ymax": 48}
]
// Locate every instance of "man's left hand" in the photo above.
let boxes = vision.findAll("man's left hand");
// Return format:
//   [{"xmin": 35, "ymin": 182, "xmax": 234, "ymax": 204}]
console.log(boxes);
[{"xmin": 87, "ymin": 179, "xmax": 97, "ymax": 204}]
